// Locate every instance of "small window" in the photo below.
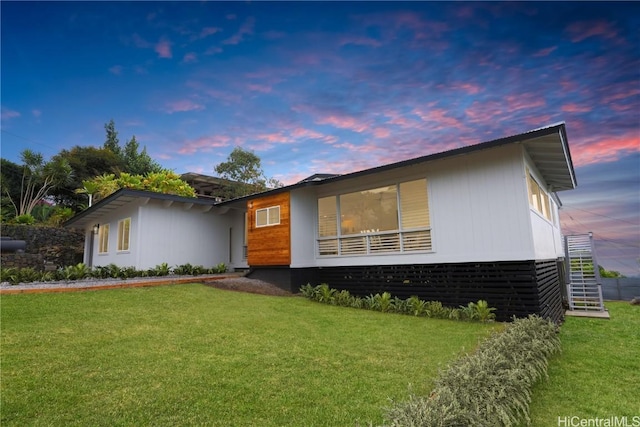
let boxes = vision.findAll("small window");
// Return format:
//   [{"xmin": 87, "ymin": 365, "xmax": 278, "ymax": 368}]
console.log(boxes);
[
  {"xmin": 117, "ymin": 218, "xmax": 131, "ymax": 251},
  {"xmin": 256, "ymin": 206, "xmax": 280, "ymax": 227},
  {"xmin": 527, "ymin": 170, "xmax": 552, "ymax": 222},
  {"xmin": 98, "ymin": 224, "xmax": 109, "ymax": 254}
]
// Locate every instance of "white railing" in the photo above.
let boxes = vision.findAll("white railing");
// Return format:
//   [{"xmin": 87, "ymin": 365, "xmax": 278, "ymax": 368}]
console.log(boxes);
[{"xmin": 318, "ymin": 229, "xmax": 431, "ymax": 256}]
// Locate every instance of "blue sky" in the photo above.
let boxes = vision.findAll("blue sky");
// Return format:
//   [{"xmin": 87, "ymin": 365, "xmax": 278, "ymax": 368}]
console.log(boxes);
[{"xmin": 1, "ymin": 2, "xmax": 638, "ymax": 276}]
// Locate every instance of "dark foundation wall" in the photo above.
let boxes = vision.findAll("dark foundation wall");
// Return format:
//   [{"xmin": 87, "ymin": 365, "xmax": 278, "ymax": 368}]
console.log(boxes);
[
  {"xmin": 245, "ymin": 260, "xmax": 562, "ymax": 322},
  {"xmin": 310, "ymin": 260, "xmax": 564, "ymax": 322}
]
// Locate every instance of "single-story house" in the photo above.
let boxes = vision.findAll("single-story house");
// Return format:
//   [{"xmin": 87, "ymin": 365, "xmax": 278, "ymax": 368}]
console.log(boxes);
[{"xmin": 65, "ymin": 122, "xmax": 576, "ymax": 321}]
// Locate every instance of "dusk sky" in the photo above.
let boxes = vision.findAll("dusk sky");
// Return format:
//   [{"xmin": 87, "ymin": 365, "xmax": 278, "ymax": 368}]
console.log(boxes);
[{"xmin": 1, "ymin": 2, "xmax": 638, "ymax": 276}]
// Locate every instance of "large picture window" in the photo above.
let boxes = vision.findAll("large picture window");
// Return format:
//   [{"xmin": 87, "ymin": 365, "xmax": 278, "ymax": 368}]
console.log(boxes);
[
  {"xmin": 317, "ymin": 179, "xmax": 432, "ymax": 256},
  {"xmin": 117, "ymin": 218, "xmax": 131, "ymax": 252},
  {"xmin": 98, "ymin": 224, "xmax": 109, "ymax": 254}
]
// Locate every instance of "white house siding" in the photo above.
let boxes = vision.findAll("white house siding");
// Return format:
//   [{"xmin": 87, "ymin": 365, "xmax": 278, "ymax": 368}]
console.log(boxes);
[
  {"xmin": 92, "ymin": 200, "xmax": 140, "ymax": 268},
  {"xmin": 311, "ymin": 144, "xmax": 540, "ymax": 268},
  {"xmin": 228, "ymin": 207, "xmax": 249, "ymax": 269},
  {"xmin": 135, "ymin": 200, "xmax": 234, "ymax": 270},
  {"xmin": 525, "ymin": 155, "xmax": 565, "ymax": 260},
  {"xmin": 290, "ymin": 188, "xmax": 317, "ymax": 268}
]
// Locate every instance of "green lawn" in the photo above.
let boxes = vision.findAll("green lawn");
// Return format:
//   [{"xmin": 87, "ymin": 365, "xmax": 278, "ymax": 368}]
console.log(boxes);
[
  {"xmin": 0, "ymin": 284, "xmax": 497, "ymax": 426},
  {"xmin": 527, "ymin": 301, "xmax": 640, "ymax": 426}
]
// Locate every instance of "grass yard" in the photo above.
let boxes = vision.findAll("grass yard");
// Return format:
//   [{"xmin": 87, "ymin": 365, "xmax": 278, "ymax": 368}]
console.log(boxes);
[
  {"xmin": 527, "ymin": 302, "xmax": 640, "ymax": 426},
  {"xmin": 0, "ymin": 284, "xmax": 498, "ymax": 426}
]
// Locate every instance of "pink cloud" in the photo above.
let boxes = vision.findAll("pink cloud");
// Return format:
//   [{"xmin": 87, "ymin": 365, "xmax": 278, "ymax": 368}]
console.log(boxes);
[
  {"xmin": 532, "ymin": 46, "xmax": 558, "ymax": 57},
  {"xmin": 177, "ymin": 135, "xmax": 231, "ymax": 154},
  {"xmin": 573, "ymin": 132, "xmax": 640, "ymax": 166},
  {"xmin": 561, "ymin": 103, "xmax": 592, "ymax": 113},
  {"xmin": 163, "ymin": 100, "xmax": 205, "ymax": 114},
  {"xmin": 222, "ymin": 17, "xmax": 255, "ymax": 45},
  {"xmin": 204, "ymin": 46, "xmax": 223, "ymax": 55},
  {"xmin": 413, "ymin": 108, "xmax": 462, "ymax": 130},
  {"xmin": 200, "ymin": 27, "xmax": 221, "ymax": 38},
  {"xmin": 182, "ymin": 52, "xmax": 197, "ymax": 63},
  {"xmin": 566, "ymin": 20, "xmax": 621, "ymax": 43},
  {"xmin": 450, "ymin": 82, "xmax": 481, "ymax": 95},
  {"xmin": 247, "ymin": 84, "xmax": 272, "ymax": 93},
  {"xmin": 155, "ymin": 39, "xmax": 172, "ymax": 58},
  {"xmin": 504, "ymin": 94, "xmax": 546, "ymax": 112},
  {"xmin": 317, "ymin": 115, "xmax": 369, "ymax": 133},
  {"xmin": 1, "ymin": 107, "xmax": 20, "ymax": 120},
  {"xmin": 32, "ymin": 109, "xmax": 42, "ymax": 118}
]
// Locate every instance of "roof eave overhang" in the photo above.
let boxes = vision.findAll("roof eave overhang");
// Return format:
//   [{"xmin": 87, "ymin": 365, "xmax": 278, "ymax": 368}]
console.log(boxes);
[{"xmin": 63, "ymin": 189, "xmax": 214, "ymax": 230}]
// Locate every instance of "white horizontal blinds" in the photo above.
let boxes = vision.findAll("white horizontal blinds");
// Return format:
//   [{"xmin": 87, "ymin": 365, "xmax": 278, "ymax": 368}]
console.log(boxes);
[
  {"xmin": 318, "ymin": 197, "xmax": 337, "ymax": 237},
  {"xmin": 340, "ymin": 236, "xmax": 367, "ymax": 254},
  {"xmin": 317, "ymin": 179, "xmax": 432, "ymax": 256},
  {"xmin": 399, "ymin": 179, "xmax": 431, "ymax": 251},
  {"xmin": 369, "ymin": 233, "xmax": 401, "ymax": 253},
  {"xmin": 399, "ymin": 179, "xmax": 429, "ymax": 229},
  {"xmin": 340, "ymin": 185, "xmax": 398, "ymax": 235}
]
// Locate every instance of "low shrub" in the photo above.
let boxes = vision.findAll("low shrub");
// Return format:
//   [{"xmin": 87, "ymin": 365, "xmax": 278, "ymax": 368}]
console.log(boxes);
[
  {"xmin": 382, "ymin": 315, "xmax": 560, "ymax": 427},
  {"xmin": 299, "ymin": 284, "xmax": 496, "ymax": 323},
  {"xmin": 1, "ymin": 261, "xmax": 229, "ymax": 285}
]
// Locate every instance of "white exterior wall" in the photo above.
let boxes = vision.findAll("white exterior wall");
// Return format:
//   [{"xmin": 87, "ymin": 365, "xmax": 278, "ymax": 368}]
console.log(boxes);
[
  {"xmin": 91, "ymin": 199, "xmax": 245, "ymax": 270},
  {"xmin": 525, "ymin": 156, "xmax": 565, "ymax": 260},
  {"xmin": 290, "ymin": 188, "xmax": 318, "ymax": 268},
  {"xmin": 92, "ymin": 201, "xmax": 141, "ymax": 268},
  {"xmin": 303, "ymin": 144, "xmax": 544, "ymax": 268},
  {"xmin": 135, "ymin": 201, "xmax": 231, "ymax": 270}
]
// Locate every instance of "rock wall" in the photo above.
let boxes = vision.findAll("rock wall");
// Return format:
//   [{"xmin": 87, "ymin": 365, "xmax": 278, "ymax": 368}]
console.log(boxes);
[{"xmin": 0, "ymin": 225, "xmax": 84, "ymax": 270}]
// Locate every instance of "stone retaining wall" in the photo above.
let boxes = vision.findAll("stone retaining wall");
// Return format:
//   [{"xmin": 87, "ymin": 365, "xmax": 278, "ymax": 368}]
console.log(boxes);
[{"xmin": 1, "ymin": 225, "xmax": 84, "ymax": 270}]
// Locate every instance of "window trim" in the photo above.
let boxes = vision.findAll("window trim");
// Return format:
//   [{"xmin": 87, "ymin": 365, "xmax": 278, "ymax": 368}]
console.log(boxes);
[
  {"xmin": 117, "ymin": 217, "xmax": 131, "ymax": 252},
  {"xmin": 317, "ymin": 178, "xmax": 432, "ymax": 257},
  {"xmin": 527, "ymin": 169, "xmax": 553, "ymax": 223},
  {"xmin": 255, "ymin": 205, "xmax": 281, "ymax": 228}
]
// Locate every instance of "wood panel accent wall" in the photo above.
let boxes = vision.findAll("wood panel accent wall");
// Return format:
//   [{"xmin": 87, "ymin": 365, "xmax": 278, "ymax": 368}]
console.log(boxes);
[{"xmin": 247, "ymin": 192, "xmax": 291, "ymax": 266}]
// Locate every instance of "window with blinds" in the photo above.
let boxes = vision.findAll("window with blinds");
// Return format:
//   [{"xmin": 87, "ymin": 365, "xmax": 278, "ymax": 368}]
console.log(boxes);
[{"xmin": 317, "ymin": 178, "xmax": 431, "ymax": 256}]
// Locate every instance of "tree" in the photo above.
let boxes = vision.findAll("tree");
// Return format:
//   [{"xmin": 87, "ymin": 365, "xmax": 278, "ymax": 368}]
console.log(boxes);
[
  {"xmin": 0, "ymin": 158, "xmax": 23, "ymax": 220},
  {"xmin": 4, "ymin": 149, "xmax": 73, "ymax": 218},
  {"xmin": 103, "ymin": 120, "xmax": 162, "ymax": 175},
  {"xmin": 123, "ymin": 135, "xmax": 162, "ymax": 176},
  {"xmin": 50, "ymin": 146, "xmax": 123, "ymax": 209},
  {"xmin": 599, "ymin": 265, "xmax": 626, "ymax": 278},
  {"xmin": 214, "ymin": 147, "xmax": 283, "ymax": 198},
  {"xmin": 103, "ymin": 119, "xmax": 122, "ymax": 158},
  {"xmin": 81, "ymin": 170, "xmax": 196, "ymax": 205}
]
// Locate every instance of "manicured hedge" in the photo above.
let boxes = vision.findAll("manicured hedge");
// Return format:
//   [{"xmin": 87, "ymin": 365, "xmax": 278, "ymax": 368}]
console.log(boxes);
[
  {"xmin": 300, "ymin": 283, "xmax": 497, "ymax": 322},
  {"xmin": 382, "ymin": 315, "xmax": 561, "ymax": 426}
]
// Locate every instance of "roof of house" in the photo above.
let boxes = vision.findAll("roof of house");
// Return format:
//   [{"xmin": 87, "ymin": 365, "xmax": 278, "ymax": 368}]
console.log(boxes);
[
  {"xmin": 64, "ymin": 123, "xmax": 576, "ymax": 229},
  {"xmin": 221, "ymin": 122, "xmax": 576, "ymax": 206},
  {"xmin": 63, "ymin": 189, "xmax": 214, "ymax": 229}
]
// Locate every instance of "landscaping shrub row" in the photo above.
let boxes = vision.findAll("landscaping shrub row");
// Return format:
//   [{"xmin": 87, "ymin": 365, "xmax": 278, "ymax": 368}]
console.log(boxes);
[
  {"xmin": 0, "ymin": 262, "xmax": 227, "ymax": 286},
  {"xmin": 300, "ymin": 284, "xmax": 496, "ymax": 322},
  {"xmin": 381, "ymin": 315, "xmax": 561, "ymax": 427}
]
